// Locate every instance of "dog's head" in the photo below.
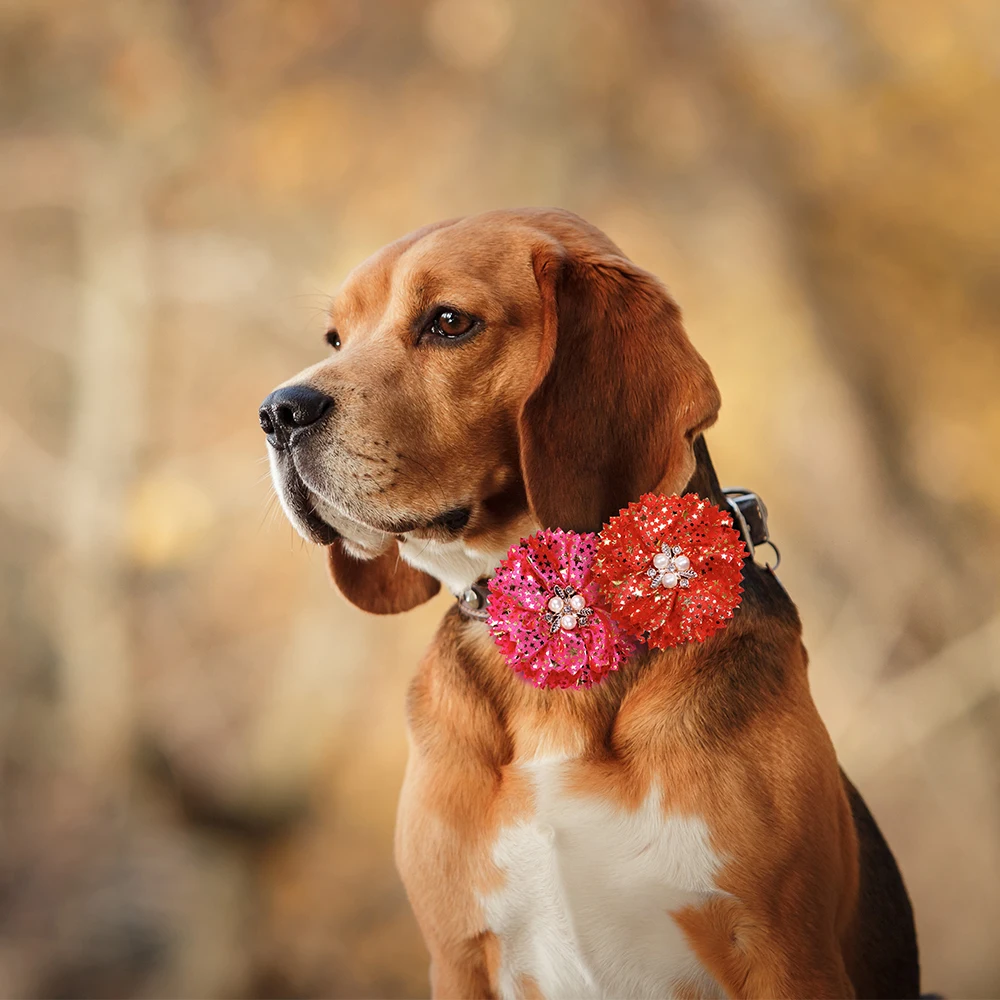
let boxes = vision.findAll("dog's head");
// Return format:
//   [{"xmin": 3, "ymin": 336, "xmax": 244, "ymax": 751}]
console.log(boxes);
[{"xmin": 261, "ymin": 209, "xmax": 719, "ymax": 613}]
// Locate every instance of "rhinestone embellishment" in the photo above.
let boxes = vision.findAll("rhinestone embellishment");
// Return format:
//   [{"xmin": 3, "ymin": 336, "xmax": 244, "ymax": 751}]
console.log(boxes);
[
  {"xmin": 647, "ymin": 544, "xmax": 697, "ymax": 589},
  {"xmin": 543, "ymin": 585, "xmax": 592, "ymax": 633}
]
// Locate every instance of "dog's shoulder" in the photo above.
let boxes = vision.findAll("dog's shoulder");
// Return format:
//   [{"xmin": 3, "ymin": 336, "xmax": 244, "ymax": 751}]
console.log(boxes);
[{"xmin": 405, "ymin": 608, "xmax": 512, "ymax": 764}]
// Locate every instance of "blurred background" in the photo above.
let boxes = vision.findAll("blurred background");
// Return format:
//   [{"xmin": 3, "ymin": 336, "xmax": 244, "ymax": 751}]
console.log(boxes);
[{"xmin": 1, "ymin": 0, "xmax": 998, "ymax": 996}]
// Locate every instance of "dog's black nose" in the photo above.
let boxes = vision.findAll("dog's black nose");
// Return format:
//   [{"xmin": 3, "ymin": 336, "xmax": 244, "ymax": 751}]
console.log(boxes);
[{"xmin": 259, "ymin": 385, "xmax": 334, "ymax": 448}]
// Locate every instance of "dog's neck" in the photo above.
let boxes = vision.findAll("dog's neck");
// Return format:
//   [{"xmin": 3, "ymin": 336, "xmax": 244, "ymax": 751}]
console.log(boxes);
[
  {"xmin": 424, "ymin": 436, "xmax": 802, "ymax": 756},
  {"xmin": 402, "ymin": 435, "xmax": 794, "ymax": 626}
]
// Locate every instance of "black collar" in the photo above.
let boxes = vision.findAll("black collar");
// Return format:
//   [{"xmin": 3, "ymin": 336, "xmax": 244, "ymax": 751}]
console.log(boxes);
[{"xmin": 456, "ymin": 487, "xmax": 777, "ymax": 622}]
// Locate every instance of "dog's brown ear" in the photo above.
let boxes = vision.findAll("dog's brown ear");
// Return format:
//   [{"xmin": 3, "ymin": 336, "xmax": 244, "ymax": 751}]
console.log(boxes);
[
  {"xmin": 519, "ymin": 238, "xmax": 720, "ymax": 532},
  {"xmin": 326, "ymin": 540, "xmax": 440, "ymax": 614}
]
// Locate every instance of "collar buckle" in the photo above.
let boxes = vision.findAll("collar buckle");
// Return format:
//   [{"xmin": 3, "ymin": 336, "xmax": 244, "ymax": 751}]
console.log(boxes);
[
  {"xmin": 723, "ymin": 488, "xmax": 780, "ymax": 570},
  {"xmin": 457, "ymin": 582, "xmax": 491, "ymax": 622}
]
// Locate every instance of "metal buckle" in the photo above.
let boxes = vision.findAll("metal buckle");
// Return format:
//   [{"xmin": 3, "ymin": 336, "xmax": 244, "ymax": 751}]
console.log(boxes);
[
  {"xmin": 722, "ymin": 488, "xmax": 780, "ymax": 570},
  {"xmin": 457, "ymin": 582, "xmax": 490, "ymax": 622}
]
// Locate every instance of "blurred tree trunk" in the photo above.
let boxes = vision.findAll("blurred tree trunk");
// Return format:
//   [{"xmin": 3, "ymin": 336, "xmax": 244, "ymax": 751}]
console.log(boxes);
[{"xmin": 57, "ymin": 150, "xmax": 150, "ymax": 781}]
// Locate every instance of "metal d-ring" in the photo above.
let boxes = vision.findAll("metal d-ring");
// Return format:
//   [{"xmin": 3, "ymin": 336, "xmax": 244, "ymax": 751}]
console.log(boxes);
[{"xmin": 754, "ymin": 540, "xmax": 781, "ymax": 571}]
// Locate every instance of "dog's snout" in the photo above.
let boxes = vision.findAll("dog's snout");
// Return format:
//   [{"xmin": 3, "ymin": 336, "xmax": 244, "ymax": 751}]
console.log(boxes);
[{"xmin": 259, "ymin": 385, "xmax": 334, "ymax": 448}]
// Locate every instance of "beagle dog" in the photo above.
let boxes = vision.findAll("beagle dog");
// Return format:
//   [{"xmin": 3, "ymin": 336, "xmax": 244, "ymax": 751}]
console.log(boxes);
[{"xmin": 260, "ymin": 209, "xmax": 920, "ymax": 999}]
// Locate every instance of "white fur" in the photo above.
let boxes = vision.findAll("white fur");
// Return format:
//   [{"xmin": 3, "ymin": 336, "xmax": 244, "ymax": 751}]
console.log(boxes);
[
  {"xmin": 481, "ymin": 755, "xmax": 727, "ymax": 1000},
  {"xmin": 397, "ymin": 535, "xmax": 510, "ymax": 595}
]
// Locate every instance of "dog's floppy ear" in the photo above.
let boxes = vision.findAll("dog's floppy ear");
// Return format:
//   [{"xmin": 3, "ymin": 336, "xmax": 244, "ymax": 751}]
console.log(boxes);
[
  {"xmin": 326, "ymin": 539, "xmax": 440, "ymax": 615},
  {"xmin": 519, "ymin": 237, "xmax": 720, "ymax": 532}
]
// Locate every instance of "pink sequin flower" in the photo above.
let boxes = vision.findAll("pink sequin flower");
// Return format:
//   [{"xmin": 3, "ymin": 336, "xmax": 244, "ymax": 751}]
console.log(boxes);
[{"xmin": 487, "ymin": 529, "xmax": 635, "ymax": 689}]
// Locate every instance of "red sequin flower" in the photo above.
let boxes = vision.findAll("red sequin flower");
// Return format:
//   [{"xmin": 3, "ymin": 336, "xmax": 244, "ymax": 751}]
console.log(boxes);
[
  {"xmin": 594, "ymin": 493, "xmax": 746, "ymax": 648},
  {"xmin": 487, "ymin": 529, "xmax": 635, "ymax": 689}
]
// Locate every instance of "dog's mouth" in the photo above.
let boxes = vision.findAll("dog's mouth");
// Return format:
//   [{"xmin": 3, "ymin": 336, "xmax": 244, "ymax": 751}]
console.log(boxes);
[
  {"xmin": 274, "ymin": 456, "xmax": 341, "ymax": 545},
  {"xmin": 269, "ymin": 448, "xmax": 472, "ymax": 549},
  {"xmin": 383, "ymin": 506, "xmax": 472, "ymax": 537}
]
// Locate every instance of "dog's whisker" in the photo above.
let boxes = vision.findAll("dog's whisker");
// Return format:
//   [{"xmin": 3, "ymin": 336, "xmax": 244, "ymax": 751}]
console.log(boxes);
[{"xmin": 259, "ymin": 489, "xmax": 285, "ymax": 531}]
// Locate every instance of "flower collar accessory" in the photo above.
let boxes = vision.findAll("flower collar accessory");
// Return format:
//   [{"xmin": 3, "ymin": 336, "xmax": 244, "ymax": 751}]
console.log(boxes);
[{"xmin": 485, "ymin": 493, "xmax": 747, "ymax": 689}]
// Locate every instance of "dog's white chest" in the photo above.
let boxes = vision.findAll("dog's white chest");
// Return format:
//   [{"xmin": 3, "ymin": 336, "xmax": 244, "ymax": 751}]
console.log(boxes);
[{"xmin": 480, "ymin": 755, "xmax": 726, "ymax": 1000}]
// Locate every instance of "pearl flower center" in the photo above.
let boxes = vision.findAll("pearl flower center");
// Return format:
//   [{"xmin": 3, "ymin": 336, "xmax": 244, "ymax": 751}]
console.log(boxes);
[
  {"xmin": 544, "ymin": 586, "xmax": 592, "ymax": 633},
  {"xmin": 647, "ymin": 544, "xmax": 696, "ymax": 590}
]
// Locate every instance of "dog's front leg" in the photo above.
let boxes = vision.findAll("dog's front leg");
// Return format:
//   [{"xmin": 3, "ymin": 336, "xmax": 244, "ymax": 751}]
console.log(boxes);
[
  {"xmin": 426, "ymin": 934, "xmax": 499, "ymax": 1000},
  {"xmin": 395, "ymin": 658, "xmax": 509, "ymax": 1000},
  {"xmin": 397, "ymin": 750, "xmax": 501, "ymax": 999},
  {"xmin": 674, "ymin": 895, "xmax": 856, "ymax": 1000}
]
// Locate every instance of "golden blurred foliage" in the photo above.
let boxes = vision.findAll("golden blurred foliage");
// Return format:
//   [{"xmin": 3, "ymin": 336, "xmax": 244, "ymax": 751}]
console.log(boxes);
[{"xmin": 0, "ymin": 0, "xmax": 998, "ymax": 996}]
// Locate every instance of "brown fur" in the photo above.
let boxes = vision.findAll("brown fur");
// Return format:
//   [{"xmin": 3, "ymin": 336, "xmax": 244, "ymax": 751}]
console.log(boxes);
[
  {"xmin": 326, "ymin": 539, "xmax": 440, "ymax": 614},
  {"xmin": 520, "ymin": 217, "xmax": 719, "ymax": 531},
  {"xmin": 265, "ymin": 209, "xmax": 919, "ymax": 998}
]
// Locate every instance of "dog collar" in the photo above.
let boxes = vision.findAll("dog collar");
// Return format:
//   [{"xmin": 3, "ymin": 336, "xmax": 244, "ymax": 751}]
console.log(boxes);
[{"xmin": 457, "ymin": 487, "xmax": 777, "ymax": 624}]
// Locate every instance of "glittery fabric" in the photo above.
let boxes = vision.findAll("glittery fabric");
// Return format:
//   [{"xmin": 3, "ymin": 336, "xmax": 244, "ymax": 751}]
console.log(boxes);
[
  {"xmin": 594, "ymin": 493, "xmax": 746, "ymax": 648},
  {"xmin": 487, "ymin": 529, "xmax": 635, "ymax": 689}
]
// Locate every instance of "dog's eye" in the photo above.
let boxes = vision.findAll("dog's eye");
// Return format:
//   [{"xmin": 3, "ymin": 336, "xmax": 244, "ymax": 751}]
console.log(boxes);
[
  {"xmin": 325, "ymin": 329, "xmax": 341, "ymax": 350},
  {"xmin": 428, "ymin": 308, "xmax": 475, "ymax": 340}
]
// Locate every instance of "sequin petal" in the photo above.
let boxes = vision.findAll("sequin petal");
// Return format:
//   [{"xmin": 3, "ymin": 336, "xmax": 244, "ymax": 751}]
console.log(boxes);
[
  {"xmin": 594, "ymin": 493, "xmax": 746, "ymax": 648},
  {"xmin": 487, "ymin": 529, "xmax": 633, "ymax": 689}
]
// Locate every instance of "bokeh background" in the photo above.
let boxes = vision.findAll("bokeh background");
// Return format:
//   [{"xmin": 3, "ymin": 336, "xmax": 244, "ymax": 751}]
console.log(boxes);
[{"xmin": 1, "ymin": 0, "xmax": 998, "ymax": 996}]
